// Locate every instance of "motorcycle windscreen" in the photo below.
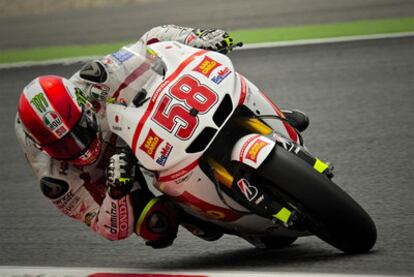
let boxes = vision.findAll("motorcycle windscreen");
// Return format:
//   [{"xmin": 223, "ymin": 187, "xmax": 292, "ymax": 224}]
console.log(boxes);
[{"xmin": 103, "ymin": 43, "xmax": 166, "ymax": 103}]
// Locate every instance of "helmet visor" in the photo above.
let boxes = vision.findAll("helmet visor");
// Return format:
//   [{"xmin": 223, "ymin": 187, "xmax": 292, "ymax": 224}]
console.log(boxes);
[{"xmin": 42, "ymin": 108, "xmax": 98, "ymax": 161}]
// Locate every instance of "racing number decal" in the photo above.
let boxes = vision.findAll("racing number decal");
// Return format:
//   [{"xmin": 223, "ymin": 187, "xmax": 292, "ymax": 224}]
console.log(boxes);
[{"xmin": 152, "ymin": 75, "xmax": 218, "ymax": 140}]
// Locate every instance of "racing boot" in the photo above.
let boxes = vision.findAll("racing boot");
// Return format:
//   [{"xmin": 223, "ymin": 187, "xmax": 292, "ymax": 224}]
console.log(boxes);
[
  {"xmin": 281, "ymin": 109, "xmax": 309, "ymax": 133},
  {"xmin": 134, "ymin": 196, "xmax": 179, "ymax": 249}
]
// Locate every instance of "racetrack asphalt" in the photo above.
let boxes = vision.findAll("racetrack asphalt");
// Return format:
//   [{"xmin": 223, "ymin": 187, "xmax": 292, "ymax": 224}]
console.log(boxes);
[{"xmin": 1, "ymin": 37, "xmax": 413, "ymax": 275}]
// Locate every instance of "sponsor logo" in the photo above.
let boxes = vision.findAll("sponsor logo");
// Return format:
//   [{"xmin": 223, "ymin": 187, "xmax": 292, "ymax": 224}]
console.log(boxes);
[
  {"xmin": 156, "ymin": 142, "xmax": 173, "ymax": 166},
  {"xmin": 246, "ymin": 139, "xmax": 269, "ymax": 163},
  {"xmin": 112, "ymin": 114, "xmax": 122, "ymax": 131},
  {"xmin": 139, "ymin": 129, "xmax": 163, "ymax": 159},
  {"xmin": 111, "ymin": 49, "xmax": 134, "ymax": 64},
  {"xmin": 43, "ymin": 111, "xmax": 67, "ymax": 137},
  {"xmin": 89, "ymin": 84, "xmax": 110, "ymax": 101},
  {"xmin": 105, "ymin": 198, "xmax": 129, "ymax": 238},
  {"xmin": 237, "ymin": 179, "xmax": 259, "ymax": 202},
  {"xmin": 84, "ymin": 212, "xmax": 96, "ymax": 226},
  {"xmin": 52, "ymin": 191, "xmax": 81, "ymax": 216},
  {"xmin": 30, "ymin": 92, "xmax": 49, "ymax": 113},
  {"xmin": 193, "ymin": 56, "xmax": 221, "ymax": 77},
  {"xmin": 211, "ymin": 67, "xmax": 231, "ymax": 84},
  {"xmin": 174, "ymin": 172, "xmax": 193, "ymax": 184},
  {"xmin": 71, "ymin": 138, "xmax": 101, "ymax": 166}
]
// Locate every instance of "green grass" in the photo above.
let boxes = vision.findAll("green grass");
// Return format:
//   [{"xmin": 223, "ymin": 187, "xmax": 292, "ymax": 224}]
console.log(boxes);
[
  {"xmin": 232, "ymin": 17, "xmax": 414, "ymax": 44},
  {"xmin": 1, "ymin": 17, "xmax": 413, "ymax": 64}
]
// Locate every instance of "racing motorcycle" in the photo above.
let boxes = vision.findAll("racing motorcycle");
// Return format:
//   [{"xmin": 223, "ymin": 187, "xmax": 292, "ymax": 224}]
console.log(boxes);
[{"xmin": 105, "ymin": 41, "xmax": 377, "ymax": 253}]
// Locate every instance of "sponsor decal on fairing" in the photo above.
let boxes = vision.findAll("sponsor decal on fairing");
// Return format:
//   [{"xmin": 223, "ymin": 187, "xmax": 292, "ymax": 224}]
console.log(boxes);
[
  {"xmin": 139, "ymin": 129, "xmax": 163, "ymax": 159},
  {"xmin": 112, "ymin": 113, "xmax": 122, "ymax": 131},
  {"xmin": 211, "ymin": 67, "xmax": 231, "ymax": 84},
  {"xmin": 232, "ymin": 134, "xmax": 275, "ymax": 169},
  {"xmin": 237, "ymin": 179, "xmax": 259, "ymax": 202},
  {"xmin": 193, "ymin": 56, "xmax": 221, "ymax": 78},
  {"xmin": 156, "ymin": 142, "xmax": 173, "ymax": 166},
  {"xmin": 245, "ymin": 139, "xmax": 270, "ymax": 163}
]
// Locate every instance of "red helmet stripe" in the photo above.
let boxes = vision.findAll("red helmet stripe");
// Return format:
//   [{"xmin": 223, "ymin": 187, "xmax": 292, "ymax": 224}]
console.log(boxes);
[
  {"xmin": 18, "ymin": 93, "xmax": 58, "ymax": 144},
  {"xmin": 38, "ymin": 76, "xmax": 82, "ymax": 129}
]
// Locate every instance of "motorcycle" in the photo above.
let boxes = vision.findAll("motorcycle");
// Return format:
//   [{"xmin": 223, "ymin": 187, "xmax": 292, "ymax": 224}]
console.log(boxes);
[{"xmin": 105, "ymin": 41, "xmax": 377, "ymax": 253}]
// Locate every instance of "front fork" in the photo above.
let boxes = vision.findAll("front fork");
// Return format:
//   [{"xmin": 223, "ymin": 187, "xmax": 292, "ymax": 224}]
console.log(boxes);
[{"xmin": 207, "ymin": 117, "xmax": 331, "ymax": 226}]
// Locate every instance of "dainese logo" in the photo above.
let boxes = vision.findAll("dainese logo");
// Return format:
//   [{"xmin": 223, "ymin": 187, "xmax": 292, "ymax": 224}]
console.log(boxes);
[
  {"xmin": 246, "ymin": 139, "xmax": 269, "ymax": 162},
  {"xmin": 193, "ymin": 56, "xmax": 221, "ymax": 77},
  {"xmin": 139, "ymin": 129, "xmax": 164, "ymax": 159}
]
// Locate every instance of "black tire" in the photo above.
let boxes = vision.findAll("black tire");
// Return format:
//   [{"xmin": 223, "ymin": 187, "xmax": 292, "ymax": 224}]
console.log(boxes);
[
  {"xmin": 258, "ymin": 146, "xmax": 377, "ymax": 254},
  {"xmin": 259, "ymin": 236, "xmax": 298, "ymax": 249}
]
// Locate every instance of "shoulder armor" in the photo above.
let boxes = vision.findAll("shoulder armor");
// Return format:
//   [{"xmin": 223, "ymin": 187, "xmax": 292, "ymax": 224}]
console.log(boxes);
[
  {"xmin": 79, "ymin": 61, "xmax": 108, "ymax": 83},
  {"xmin": 40, "ymin": 177, "xmax": 69, "ymax": 199}
]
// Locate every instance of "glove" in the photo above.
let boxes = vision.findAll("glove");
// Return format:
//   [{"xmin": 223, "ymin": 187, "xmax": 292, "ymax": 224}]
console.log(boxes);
[
  {"xmin": 106, "ymin": 152, "xmax": 135, "ymax": 199},
  {"xmin": 190, "ymin": 29, "xmax": 234, "ymax": 54}
]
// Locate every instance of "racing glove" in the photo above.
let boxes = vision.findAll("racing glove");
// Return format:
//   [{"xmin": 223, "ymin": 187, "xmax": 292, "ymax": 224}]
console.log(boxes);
[
  {"xmin": 189, "ymin": 29, "xmax": 234, "ymax": 54},
  {"xmin": 106, "ymin": 152, "xmax": 135, "ymax": 199}
]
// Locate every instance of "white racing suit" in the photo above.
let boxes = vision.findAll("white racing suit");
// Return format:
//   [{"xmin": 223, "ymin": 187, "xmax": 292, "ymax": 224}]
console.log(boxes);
[{"xmin": 15, "ymin": 25, "xmax": 227, "ymax": 241}]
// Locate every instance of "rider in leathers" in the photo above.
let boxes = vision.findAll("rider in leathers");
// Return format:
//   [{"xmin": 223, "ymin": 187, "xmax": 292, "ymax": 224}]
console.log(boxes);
[
  {"xmin": 15, "ymin": 25, "xmax": 239, "ymax": 248},
  {"xmin": 16, "ymin": 25, "xmax": 310, "ymax": 248}
]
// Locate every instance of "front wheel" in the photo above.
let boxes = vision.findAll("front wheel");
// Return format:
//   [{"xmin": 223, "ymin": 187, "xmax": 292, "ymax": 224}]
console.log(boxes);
[{"xmin": 258, "ymin": 146, "xmax": 377, "ymax": 254}]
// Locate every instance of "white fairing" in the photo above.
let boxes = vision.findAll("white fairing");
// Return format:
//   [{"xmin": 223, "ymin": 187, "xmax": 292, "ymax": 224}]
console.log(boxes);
[
  {"xmin": 108, "ymin": 42, "xmax": 240, "ymax": 172},
  {"xmin": 231, "ymin": 134, "xmax": 275, "ymax": 169},
  {"xmin": 107, "ymin": 42, "xmax": 304, "ymax": 235}
]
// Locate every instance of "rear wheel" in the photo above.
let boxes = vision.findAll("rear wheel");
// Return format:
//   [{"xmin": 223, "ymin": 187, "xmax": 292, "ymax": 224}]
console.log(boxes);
[{"xmin": 258, "ymin": 146, "xmax": 377, "ymax": 254}]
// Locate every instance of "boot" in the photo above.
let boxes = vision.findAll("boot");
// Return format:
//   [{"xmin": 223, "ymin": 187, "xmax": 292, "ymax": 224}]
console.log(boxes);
[{"xmin": 281, "ymin": 109, "xmax": 309, "ymax": 133}]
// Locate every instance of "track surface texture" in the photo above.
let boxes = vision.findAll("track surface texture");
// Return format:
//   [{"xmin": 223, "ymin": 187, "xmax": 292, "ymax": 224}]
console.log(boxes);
[
  {"xmin": 1, "ymin": 37, "xmax": 413, "ymax": 275},
  {"xmin": 1, "ymin": 0, "xmax": 414, "ymax": 49}
]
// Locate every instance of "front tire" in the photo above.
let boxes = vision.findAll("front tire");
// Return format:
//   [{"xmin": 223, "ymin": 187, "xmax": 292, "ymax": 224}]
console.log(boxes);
[{"xmin": 258, "ymin": 146, "xmax": 377, "ymax": 254}]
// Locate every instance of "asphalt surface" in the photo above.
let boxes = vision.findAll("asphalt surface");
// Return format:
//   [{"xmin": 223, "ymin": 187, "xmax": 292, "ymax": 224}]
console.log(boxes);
[
  {"xmin": 0, "ymin": 37, "xmax": 413, "ymax": 275},
  {"xmin": 1, "ymin": 0, "xmax": 414, "ymax": 49}
]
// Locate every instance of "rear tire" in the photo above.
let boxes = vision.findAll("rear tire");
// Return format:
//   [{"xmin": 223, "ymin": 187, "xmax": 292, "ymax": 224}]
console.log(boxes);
[{"xmin": 258, "ymin": 146, "xmax": 377, "ymax": 254}]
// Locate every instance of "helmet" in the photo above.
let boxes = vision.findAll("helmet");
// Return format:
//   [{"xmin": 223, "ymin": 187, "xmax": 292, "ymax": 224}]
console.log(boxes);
[{"xmin": 18, "ymin": 75, "xmax": 101, "ymax": 166}]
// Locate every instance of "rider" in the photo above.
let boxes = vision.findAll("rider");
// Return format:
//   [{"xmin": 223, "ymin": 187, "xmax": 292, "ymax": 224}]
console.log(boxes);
[{"xmin": 15, "ymin": 25, "xmax": 309, "ymax": 248}]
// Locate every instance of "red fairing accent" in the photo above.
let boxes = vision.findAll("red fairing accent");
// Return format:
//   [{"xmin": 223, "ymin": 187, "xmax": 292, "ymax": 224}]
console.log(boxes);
[
  {"xmin": 259, "ymin": 90, "xmax": 299, "ymax": 142},
  {"xmin": 174, "ymin": 191, "xmax": 242, "ymax": 222},
  {"xmin": 113, "ymin": 62, "xmax": 151, "ymax": 100},
  {"xmin": 146, "ymin": 38, "xmax": 160, "ymax": 45},
  {"xmin": 131, "ymin": 50, "xmax": 207, "ymax": 153},
  {"xmin": 38, "ymin": 75, "xmax": 82, "ymax": 129},
  {"xmin": 238, "ymin": 74, "xmax": 247, "ymax": 106},
  {"xmin": 18, "ymin": 93, "xmax": 56, "ymax": 144},
  {"xmin": 158, "ymin": 159, "xmax": 199, "ymax": 182}
]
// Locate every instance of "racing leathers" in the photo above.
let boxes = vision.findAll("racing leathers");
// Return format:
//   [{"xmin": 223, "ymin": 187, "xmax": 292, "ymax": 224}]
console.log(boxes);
[{"xmin": 15, "ymin": 25, "xmax": 233, "ymax": 244}]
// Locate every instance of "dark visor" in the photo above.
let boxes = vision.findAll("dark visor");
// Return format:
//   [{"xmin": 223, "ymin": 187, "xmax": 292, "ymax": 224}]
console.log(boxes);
[{"xmin": 42, "ymin": 108, "xmax": 98, "ymax": 161}]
